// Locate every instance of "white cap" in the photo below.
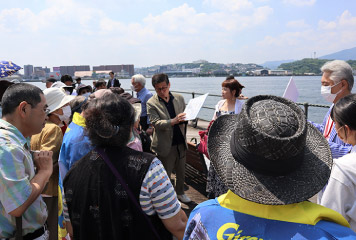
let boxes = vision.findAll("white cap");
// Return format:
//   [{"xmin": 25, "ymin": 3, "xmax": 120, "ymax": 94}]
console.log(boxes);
[
  {"xmin": 43, "ymin": 88, "xmax": 76, "ymax": 113},
  {"xmin": 51, "ymin": 82, "xmax": 73, "ymax": 89}
]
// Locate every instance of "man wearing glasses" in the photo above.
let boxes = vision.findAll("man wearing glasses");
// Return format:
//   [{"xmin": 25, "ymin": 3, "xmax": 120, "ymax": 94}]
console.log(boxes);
[
  {"xmin": 147, "ymin": 73, "xmax": 191, "ymax": 203},
  {"xmin": 0, "ymin": 83, "xmax": 53, "ymax": 239}
]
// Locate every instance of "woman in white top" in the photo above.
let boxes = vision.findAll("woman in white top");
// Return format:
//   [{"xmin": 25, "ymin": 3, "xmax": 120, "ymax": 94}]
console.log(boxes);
[
  {"xmin": 319, "ymin": 93, "xmax": 356, "ymax": 231},
  {"xmin": 207, "ymin": 76, "xmax": 246, "ymax": 198}
]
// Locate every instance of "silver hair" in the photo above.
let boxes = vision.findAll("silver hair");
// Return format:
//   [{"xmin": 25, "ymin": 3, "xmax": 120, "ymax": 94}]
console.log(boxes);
[
  {"xmin": 132, "ymin": 74, "xmax": 146, "ymax": 87},
  {"xmin": 321, "ymin": 60, "xmax": 354, "ymax": 91}
]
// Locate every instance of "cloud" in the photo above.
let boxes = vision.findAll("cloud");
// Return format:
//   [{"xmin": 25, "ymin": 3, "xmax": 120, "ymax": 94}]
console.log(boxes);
[
  {"xmin": 319, "ymin": 10, "xmax": 356, "ymax": 30},
  {"xmin": 286, "ymin": 19, "xmax": 310, "ymax": 29},
  {"xmin": 282, "ymin": 0, "xmax": 316, "ymax": 7},
  {"xmin": 203, "ymin": 0, "xmax": 253, "ymax": 11},
  {"xmin": 1, "ymin": 0, "xmax": 274, "ymax": 66},
  {"xmin": 256, "ymin": 10, "xmax": 356, "ymax": 61}
]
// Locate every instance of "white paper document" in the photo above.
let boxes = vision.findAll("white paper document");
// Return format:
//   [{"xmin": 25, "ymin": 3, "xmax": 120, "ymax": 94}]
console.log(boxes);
[
  {"xmin": 283, "ymin": 77, "xmax": 299, "ymax": 102},
  {"xmin": 184, "ymin": 93, "xmax": 209, "ymax": 121}
]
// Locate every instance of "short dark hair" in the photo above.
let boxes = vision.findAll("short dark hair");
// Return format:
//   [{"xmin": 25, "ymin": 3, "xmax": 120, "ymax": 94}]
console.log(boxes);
[
  {"xmin": 110, "ymin": 87, "xmax": 125, "ymax": 95},
  {"xmin": 152, "ymin": 73, "xmax": 169, "ymax": 88},
  {"xmin": 61, "ymin": 75, "xmax": 73, "ymax": 83},
  {"xmin": 76, "ymin": 77, "xmax": 81, "ymax": 81},
  {"xmin": 226, "ymin": 75, "xmax": 235, "ymax": 80},
  {"xmin": 222, "ymin": 79, "xmax": 245, "ymax": 97},
  {"xmin": 0, "ymin": 80, "xmax": 14, "ymax": 103},
  {"xmin": 77, "ymin": 85, "xmax": 92, "ymax": 95},
  {"xmin": 85, "ymin": 93, "xmax": 135, "ymax": 147},
  {"xmin": 109, "ymin": 71, "xmax": 114, "ymax": 75},
  {"xmin": 46, "ymin": 78, "xmax": 57, "ymax": 83},
  {"xmin": 331, "ymin": 93, "xmax": 356, "ymax": 131},
  {"xmin": 1, "ymin": 83, "xmax": 43, "ymax": 116},
  {"xmin": 95, "ymin": 80, "xmax": 106, "ymax": 88}
]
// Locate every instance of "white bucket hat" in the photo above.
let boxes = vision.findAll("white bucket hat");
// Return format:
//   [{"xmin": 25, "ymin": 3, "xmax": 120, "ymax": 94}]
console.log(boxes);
[{"xmin": 43, "ymin": 88, "xmax": 76, "ymax": 113}]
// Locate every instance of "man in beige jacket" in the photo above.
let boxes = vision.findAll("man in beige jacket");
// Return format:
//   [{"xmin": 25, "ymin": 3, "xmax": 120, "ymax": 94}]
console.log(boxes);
[{"xmin": 147, "ymin": 73, "xmax": 191, "ymax": 203}]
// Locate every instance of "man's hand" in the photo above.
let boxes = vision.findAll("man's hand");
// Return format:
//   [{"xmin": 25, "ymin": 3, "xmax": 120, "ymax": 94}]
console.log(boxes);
[
  {"xmin": 172, "ymin": 113, "xmax": 187, "ymax": 125},
  {"xmin": 146, "ymin": 127, "xmax": 154, "ymax": 135},
  {"xmin": 33, "ymin": 151, "xmax": 53, "ymax": 175}
]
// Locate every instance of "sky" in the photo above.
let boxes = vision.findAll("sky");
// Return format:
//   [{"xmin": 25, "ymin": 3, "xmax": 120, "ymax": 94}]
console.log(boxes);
[{"xmin": 1, "ymin": 0, "xmax": 356, "ymax": 68}]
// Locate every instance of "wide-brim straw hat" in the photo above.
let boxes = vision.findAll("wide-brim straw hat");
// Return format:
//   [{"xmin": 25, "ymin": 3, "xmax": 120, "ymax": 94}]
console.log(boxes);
[
  {"xmin": 208, "ymin": 95, "xmax": 332, "ymax": 205},
  {"xmin": 43, "ymin": 88, "xmax": 75, "ymax": 113}
]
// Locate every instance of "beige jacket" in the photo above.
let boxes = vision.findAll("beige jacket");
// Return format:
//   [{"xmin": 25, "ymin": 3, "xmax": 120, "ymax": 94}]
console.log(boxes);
[
  {"xmin": 147, "ymin": 92, "xmax": 187, "ymax": 157},
  {"xmin": 31, "ymin": 121, "xmax": 62, "ymax": 196}
]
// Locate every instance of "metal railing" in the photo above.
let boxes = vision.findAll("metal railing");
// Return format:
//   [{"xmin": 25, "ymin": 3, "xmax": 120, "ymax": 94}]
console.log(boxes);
[
  {"xmin": 159, "ymin": 90, "xmax": 330, "ymax": 119},
  {"xmin": 129, "ymin": 89, "xmax": 330, "ymax": 126}
]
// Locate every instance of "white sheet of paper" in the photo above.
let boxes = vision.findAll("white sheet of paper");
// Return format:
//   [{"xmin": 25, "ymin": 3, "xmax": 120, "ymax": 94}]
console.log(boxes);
[
  {"xmin": 283, "ymin": 76, "xmax": 299, "ymax": 102},
  {"xmin": 184, "ymin": 93, "xmax": 209, "ymax": 120}
]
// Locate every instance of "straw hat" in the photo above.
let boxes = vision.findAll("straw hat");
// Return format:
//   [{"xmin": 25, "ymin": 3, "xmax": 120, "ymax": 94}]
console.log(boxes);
[
  {"xmin": 207, "ymin": 95, "xmax": 332, "ymax": 205},
  {"xmin": 43, "ymin": 88, "xmax": 75, "ymax": 113}
]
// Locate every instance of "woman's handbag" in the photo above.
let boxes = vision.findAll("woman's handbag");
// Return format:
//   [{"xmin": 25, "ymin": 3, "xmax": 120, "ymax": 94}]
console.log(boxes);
[{"xmin": 197, "ymin": 120, "xmax": 214, "ymax": 159}]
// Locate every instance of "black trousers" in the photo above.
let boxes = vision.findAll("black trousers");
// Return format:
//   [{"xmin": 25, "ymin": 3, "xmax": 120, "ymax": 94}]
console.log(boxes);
[{"xmin": 140, "ymin": 116, "xmax": 149, "ymax": 131}]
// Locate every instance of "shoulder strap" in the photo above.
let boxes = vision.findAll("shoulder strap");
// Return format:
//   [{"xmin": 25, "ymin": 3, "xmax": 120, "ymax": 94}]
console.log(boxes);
[
  {"xmin": 15, "ymin": 216, "xmax": 23, "ymax": 240},
  {"xmin": 95, "ymin": 148, "xmax": 162, "ymax": 240}
]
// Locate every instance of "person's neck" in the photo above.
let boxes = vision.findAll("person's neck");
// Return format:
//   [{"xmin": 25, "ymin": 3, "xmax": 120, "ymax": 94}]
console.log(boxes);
[
  {"xmin": 2, "ymin": 115, "xmax": 30, "ymax": 138},
  {"xmin": 160, "ymin": 94, "xmax": 170, "ymax": 102},
  {"xmin": 226, "ymin": 97, "xmax": 236, "ymax": 105},
  {"xmin": 48, "ymin": 114, "xmax": 61, "ymax": 125},
  {"xmin": 334, "ymin": 90, "xmax": 351, "ymax": 104}
]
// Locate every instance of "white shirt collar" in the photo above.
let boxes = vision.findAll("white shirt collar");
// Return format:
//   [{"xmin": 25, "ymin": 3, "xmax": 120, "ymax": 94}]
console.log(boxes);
[{"xmin": 351, "ymin": 145, "xmax": 356, "ymax": 153}]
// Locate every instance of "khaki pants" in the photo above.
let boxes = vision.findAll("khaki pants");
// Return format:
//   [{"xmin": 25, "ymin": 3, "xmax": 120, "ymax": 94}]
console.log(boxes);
[{"xmin": 158, "ymin": 144, "xmax": 186, "ymax": 195}]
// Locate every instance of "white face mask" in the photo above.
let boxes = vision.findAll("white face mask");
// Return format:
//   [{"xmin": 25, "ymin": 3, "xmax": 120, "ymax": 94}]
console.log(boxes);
[
  {"xmin": 130, "ymin": 85, "xmax": 136, "ymax": 91},
  {"xmin": 54, "ymin": 105, "xmax": 71, "ymax": 123},
  {"xmin": 320, "ymin": 81, "xmax": 342, "ymax": 103},
  {"xmin": 82, "ymin": 92, "xmax": 91, "ymax": 98}
]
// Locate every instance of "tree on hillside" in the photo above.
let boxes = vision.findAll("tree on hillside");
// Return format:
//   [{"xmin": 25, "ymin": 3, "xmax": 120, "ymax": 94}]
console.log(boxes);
[{"xmin": 279, "ymin": 59, "xmax": 356, "ymax": 75}]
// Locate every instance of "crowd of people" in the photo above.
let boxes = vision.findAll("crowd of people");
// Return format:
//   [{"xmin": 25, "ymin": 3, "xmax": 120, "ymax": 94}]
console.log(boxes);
[{"xmin": 0, "ymin": 61, "xmax": 356, "ymax": 240}]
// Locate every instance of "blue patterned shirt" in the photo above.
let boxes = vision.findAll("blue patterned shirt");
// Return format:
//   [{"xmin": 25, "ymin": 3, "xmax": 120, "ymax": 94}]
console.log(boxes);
[
  {"xmin": 311, "ymin": 105, "xmax": 352, "ymax": 159},
  {"xmin": 137, "ymin": 87, "xmax": 153, "ymax": 123},
  {"xmin": 0, "ymin": 119, "xmax": 47, "ymax": 238}
]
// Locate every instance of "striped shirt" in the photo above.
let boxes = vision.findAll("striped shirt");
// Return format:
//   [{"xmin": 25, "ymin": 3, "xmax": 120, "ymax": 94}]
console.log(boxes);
[
  {"xmin": 0, "ymin": 119, "xmax": 47, "ymax": 238},
  {"xmin": 311, "ymin": 105, "xmax": 352, "ymax": 159},
  {"xmin": 139, "ymin": 157, "xmax": 181, "ymax": 219}
]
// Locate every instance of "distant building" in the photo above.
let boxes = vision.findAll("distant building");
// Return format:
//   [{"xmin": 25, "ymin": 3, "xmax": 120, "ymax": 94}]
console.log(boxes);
[
  {"xmin": 92, "ymin": 64, "xmax": 134, "ymax": 76},
  {"xmin": 159, "ymin": 66, "xmax": 168, "ymax": 73},
  {"xmin": 268, "ymin": 70, "xmax": 293, "ymax": 76},
  {"xmin": 24, "ymin": 65, "xmax": 33, "ymax": 78},
  {"xmin": 44, "ymin": 67, "xmax": 51, "ymax": 74},
  {"xmin": 254, "ymin": 69, "xmax": 269, "ymax": 76},
  {"xmin": 33, "ymin": 67, "xmax": 46, "ymax": 78},
  {"xmin": 60, "ymin": 65, "xmax": 90, "ymax": 76}
]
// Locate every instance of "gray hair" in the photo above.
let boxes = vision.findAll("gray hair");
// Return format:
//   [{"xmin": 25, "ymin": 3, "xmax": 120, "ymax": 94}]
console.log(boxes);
[
  {"xmin": 132, "ymin": 74, "xmax": 146, "ymax": 87},
  {"xmin": 321, "ymin": 60, "xmax": 354, "ymax": 91}
]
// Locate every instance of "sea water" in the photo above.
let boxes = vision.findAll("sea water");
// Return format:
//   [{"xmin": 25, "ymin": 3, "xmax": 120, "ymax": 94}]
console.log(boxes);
[{"xmin": 30, "ymin": 75, "xmax": 340, "ymax": 123}]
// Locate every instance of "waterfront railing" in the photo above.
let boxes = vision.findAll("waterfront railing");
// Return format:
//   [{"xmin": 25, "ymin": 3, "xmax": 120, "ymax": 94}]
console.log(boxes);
[{"xmin": 130, "ymin": 89, "xmax": 330, "ymax": 127}]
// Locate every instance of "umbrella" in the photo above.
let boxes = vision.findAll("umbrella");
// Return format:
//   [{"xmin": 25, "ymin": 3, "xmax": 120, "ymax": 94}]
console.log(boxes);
[{"xmin": 0, "ymin": 61, "xmax": 22, "ymax": 78}]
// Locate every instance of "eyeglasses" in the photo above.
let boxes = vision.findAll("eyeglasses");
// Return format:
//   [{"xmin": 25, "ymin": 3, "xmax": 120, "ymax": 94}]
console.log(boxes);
[{"xmin": 155, "ymin": 86, "xmax": 168, "ymax": 92}]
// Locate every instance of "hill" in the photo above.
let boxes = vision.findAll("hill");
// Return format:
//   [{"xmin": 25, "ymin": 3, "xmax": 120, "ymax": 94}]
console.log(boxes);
[
  {"xmin": 279, "ymin": 59, "xmax": 356, "ymax": 75},
  {"xmin": 319, "ymin": 47, "xmax": 356, "ymax": 60},
  {"xmin": 261, "ymin": 59, "xmax": 294, "ymax": 69}
]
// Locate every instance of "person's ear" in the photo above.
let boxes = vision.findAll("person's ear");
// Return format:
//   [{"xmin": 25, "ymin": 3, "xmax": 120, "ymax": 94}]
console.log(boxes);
[
  {"xmin": 18, "ymin": 101, "xmax": 28, "ymax": 118},
  {"xmin": 341, "ymin": 79, "xmax": 349, "ymax": 90}
]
